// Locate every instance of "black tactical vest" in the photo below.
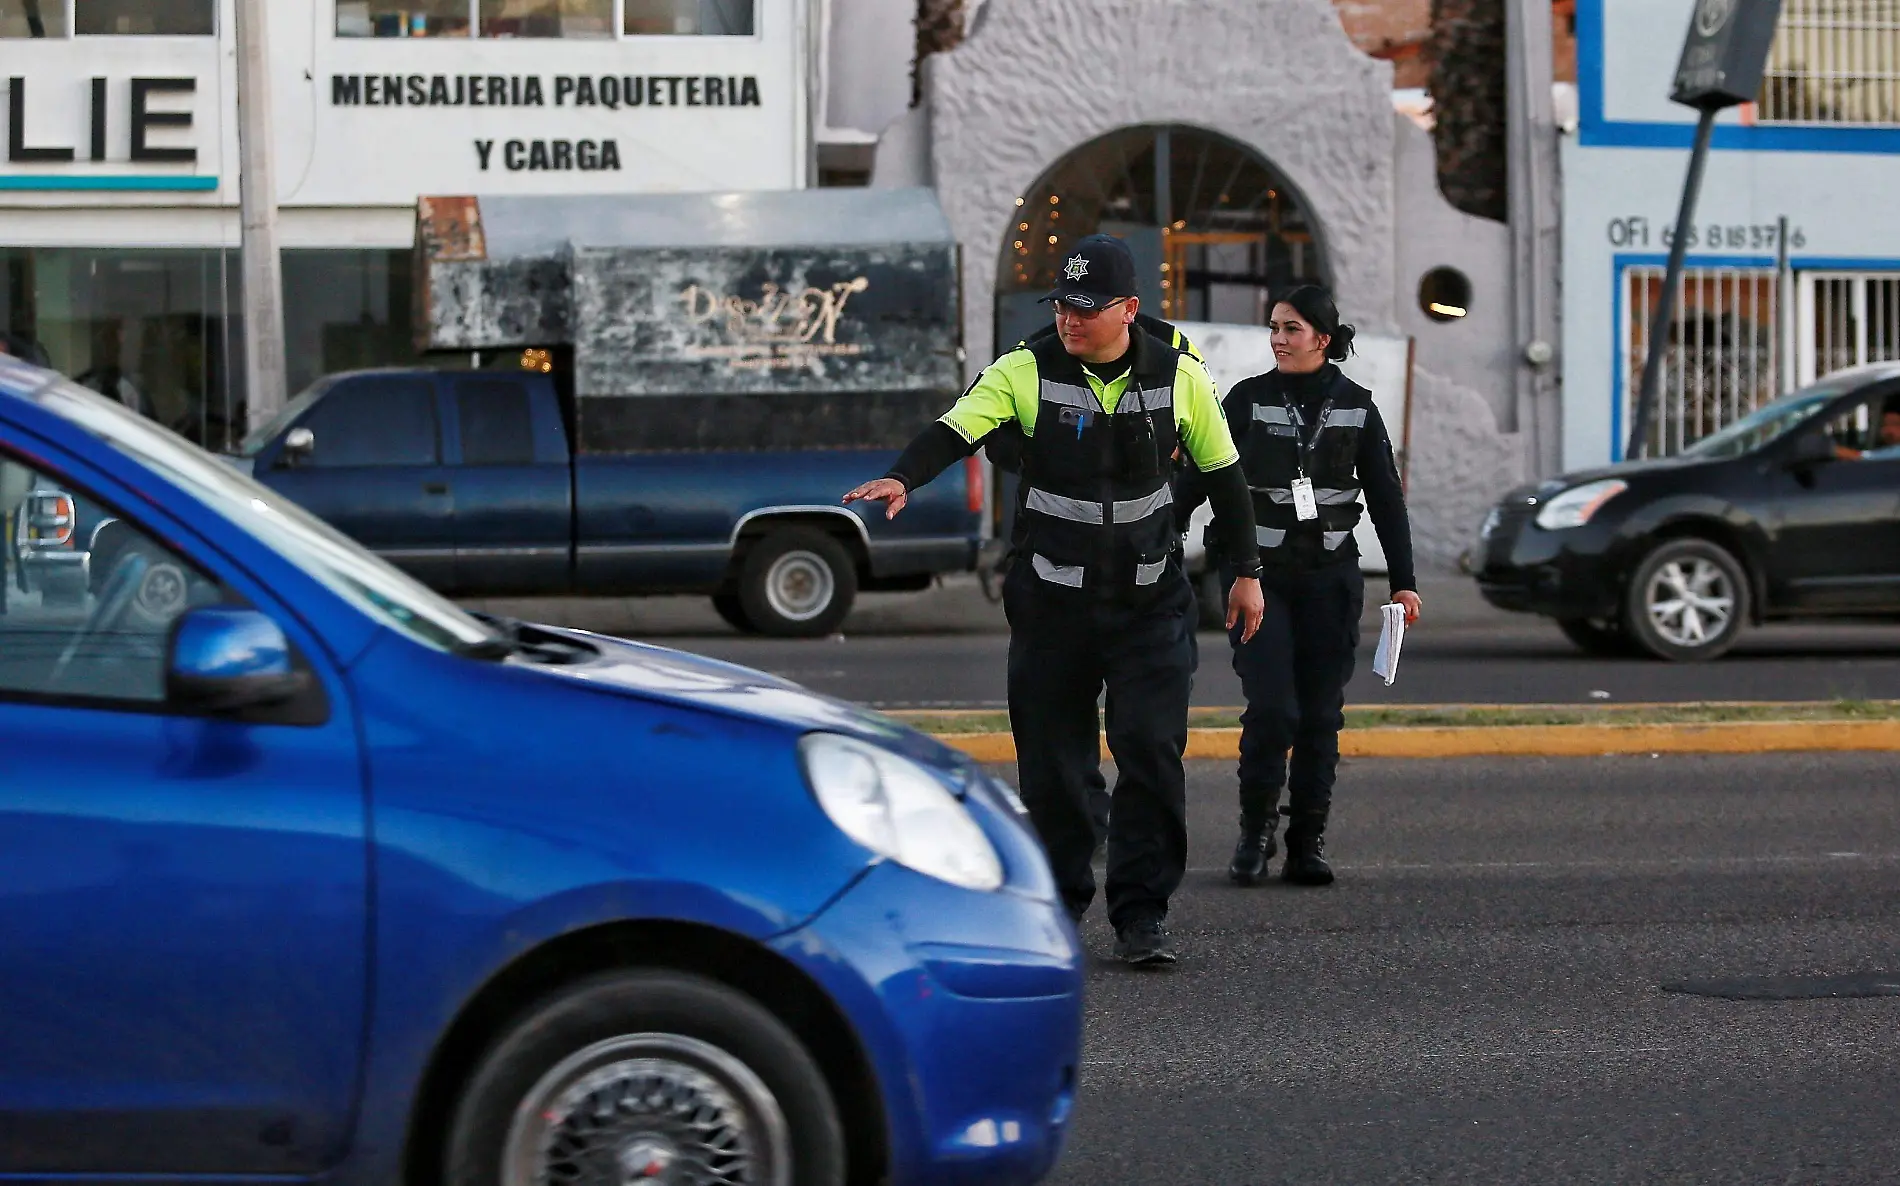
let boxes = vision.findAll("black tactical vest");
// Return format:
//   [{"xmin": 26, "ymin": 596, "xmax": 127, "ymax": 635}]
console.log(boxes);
[
  {"xmin": 1012, "ymin": 329, "xmax": 1183, "ymax": 596},
  {"xmin": 1239, "ymin": 368, "xmax": 1373, "ymax": 561}
]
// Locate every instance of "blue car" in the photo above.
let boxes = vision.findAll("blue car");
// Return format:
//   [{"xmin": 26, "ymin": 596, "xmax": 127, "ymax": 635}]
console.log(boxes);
[{"xmin": 0, "ymin": 357, "xmax": 1081, "ymax": 1185}]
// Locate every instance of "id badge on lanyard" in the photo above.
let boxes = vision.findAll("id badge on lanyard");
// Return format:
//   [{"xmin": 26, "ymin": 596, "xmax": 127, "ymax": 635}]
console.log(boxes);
[{"xmin": 1285, "ymin": 393, "xmax": 1331, "ymax": 523}]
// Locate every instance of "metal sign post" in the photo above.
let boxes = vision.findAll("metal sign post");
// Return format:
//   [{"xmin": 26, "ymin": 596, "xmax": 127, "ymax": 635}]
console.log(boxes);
[{"xmin": 1626, "ymin": 0, "xmax": 1784, "ymax": 460}]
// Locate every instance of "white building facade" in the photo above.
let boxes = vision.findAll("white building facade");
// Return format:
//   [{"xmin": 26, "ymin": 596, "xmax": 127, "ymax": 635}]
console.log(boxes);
[
  {"xmin": 0, "ymin": 0, "xmax": 809, "ymax": 447},
  {"xmin": 1562, "ymin": 0, "xmax": 1900, "ymax": 469}
]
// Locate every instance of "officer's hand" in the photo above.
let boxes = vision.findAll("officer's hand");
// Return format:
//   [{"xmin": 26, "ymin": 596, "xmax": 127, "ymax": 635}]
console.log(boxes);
[
  {"xmin": 843, "ymin": 477, "xmax": 908, "ymax": 520},
  {"xmin": 1394, "ymin": 589, "xmax": 1422, "ymax": 625},
  {"xmin": 1226, "ymin": 576, "xmax": 1265, "ymax": 643}
]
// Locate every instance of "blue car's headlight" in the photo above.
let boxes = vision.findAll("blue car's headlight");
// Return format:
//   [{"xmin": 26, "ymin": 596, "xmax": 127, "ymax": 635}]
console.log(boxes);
[{"xmin": 800, "ymin": 733, "xmax": 1005, "ymax": 892}]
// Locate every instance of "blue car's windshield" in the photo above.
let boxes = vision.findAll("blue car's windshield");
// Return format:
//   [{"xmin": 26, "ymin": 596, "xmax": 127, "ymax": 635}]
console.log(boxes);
[
  {"xmin": 1680, "ymin": 385, "xmax": 1845, "ymax": 459},
  {"xmin": 25, "ymin": 375, "xmax": 499, "ymax": 654}
]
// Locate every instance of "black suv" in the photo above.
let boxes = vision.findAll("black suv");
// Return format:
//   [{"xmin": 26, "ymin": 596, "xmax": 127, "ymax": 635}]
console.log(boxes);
[{"xmin": 1475, "ymin": 364, "xmax": 1900, "ymax": 661}]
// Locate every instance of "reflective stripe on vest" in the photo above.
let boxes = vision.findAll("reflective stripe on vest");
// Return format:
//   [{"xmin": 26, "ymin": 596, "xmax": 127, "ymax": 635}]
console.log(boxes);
[
  {"xmin": 1323, "ymin": 530, "xmax": 1351, "ymax": 550},
  {"xmin": 1039, "ymin": 380, "xmax": 1095, "ymax": 411},
  {"xmin": 1038, "ymin": 378, "xmax": 1175, "ymax": 416},
  {"xmin": 1135, "ymin": 558, "xmax": 1168, "ymax": 586},
  {"xmin": 1257, "ymin": 526, "xmax": 1287, "ymax": 547},
  {"xmin": 1319, "ymin": 407, "xmax": 1368, "ymax": 430},
  {"xmin": 1025, "ymin": 483, "xmax": 1174, "ymax": 525},
  {"xmin": 1253, "ymin": 486, "xmax": 1361, "ymax": 506},
  {"xmin": 1253, "ymin": 404, "xmax": 1294, "ymax": 425},
  {"xmin": 1032, "ymin": 554, "xmax": 1085, "ymax": 587}
]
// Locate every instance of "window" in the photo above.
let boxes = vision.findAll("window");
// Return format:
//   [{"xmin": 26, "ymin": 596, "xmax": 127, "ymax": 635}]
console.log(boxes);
[
  {"xmin": 336, "ymin": 0, "xmax": 470, "ymax": 37},
  {"xmin": 456, "ymin": 378, "xmax": 537, "ymax": 465},
  {"xmin": 481, "ymin": 0, "xmax": 611, "ymax": 38},
  {"xmin": 298, "ymin": 379, "xmax": 440, "ymax": 468},
  {"xmin": 0, "ymin": 0, "xmax": 67, "ymax": 37},
  {"xmin": 0, "ymin": 451, "xmax": 225, "ymax": 703},
  {"xmin": 1418, "ymin": 267, "xmax": 1473, "ymax": 323},
  {"xmin": 1625, "ymin": 265, "xmax": 1782, "ymax": 455},
  {"xmin": 1816, "ymin": 393, "xmax": 1900, "ymax": 458},
  {"xmin": 1758, "ymin": 1, "xmax": 1900, "ymax": 125},
  {"xmin": 625, "ymin": 0, "xmax": 754, "ymax": 35},
  {"xmin": 76, "ymin": 0, "xmax": 213, "ymax": 35}
]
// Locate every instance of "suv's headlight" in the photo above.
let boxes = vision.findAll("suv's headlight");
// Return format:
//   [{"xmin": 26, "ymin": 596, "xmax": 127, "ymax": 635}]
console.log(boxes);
[
  {"xmin": 800, "ymin": 733, "xmax": 1005, "ymax": 892},
  {"xmin": 1534, "ymin": 479, "xmax": 1627, "ymax": 530}
]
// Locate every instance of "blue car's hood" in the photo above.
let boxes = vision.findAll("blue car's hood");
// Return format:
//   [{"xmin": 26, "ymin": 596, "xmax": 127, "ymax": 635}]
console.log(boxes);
[{"xmin": 529, "ymin": 626, "xmax": 972, "ymax": 771}]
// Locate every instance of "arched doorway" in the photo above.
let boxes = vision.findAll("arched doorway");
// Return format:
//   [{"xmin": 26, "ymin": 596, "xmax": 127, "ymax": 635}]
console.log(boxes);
[{"xmin": 994, "ymin": 125, "xmax": 1331, "ymax": 349}]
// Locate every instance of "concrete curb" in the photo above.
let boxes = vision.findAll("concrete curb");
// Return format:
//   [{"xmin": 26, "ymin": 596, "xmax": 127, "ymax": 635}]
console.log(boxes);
[{"xmin": 935, "ymin": 721, "xmax": 1900, "ymax": 763}]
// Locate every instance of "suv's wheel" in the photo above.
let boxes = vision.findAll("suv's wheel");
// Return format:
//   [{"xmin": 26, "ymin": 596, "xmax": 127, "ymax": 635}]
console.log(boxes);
[
  {"xmin": 1556, "ymin": 616, "xmax": 1637, "ymax": 657},
  {"xmin": 446, "ymin": 970, "xmax": 845, "ymax": 1186},
  {"xmin": 711, "ymin": 593, "xmax": 758, "ymax": 634},
  {"xmin": 738, "ymin": 529, "xmax": 857, "ymax": 638},
  {"xmin": 1624, "ymin": 538, "xmax": 1750, "ymax": 661}
]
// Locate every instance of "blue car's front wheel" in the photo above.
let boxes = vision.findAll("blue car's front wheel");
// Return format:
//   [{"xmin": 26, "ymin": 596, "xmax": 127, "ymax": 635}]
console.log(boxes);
[{"xmin": 447, "ymin": 970, "xmax": 845, "ymax": 1186}]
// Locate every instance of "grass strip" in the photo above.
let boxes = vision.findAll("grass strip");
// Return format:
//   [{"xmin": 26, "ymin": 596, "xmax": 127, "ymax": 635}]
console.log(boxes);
[{"xmin": 887, "ymin": 700, "xmax": 1900, "ymax": 736}]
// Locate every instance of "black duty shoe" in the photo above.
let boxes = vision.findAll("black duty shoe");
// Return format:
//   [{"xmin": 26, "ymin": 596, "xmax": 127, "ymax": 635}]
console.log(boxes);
[
  {"xmin": 1113, "ymin": 918, "xmax": 1178, "ymax": 966},
  {"xmin": 1282, "ymin": 832, "xmax": 1335, "ymax": 886},
  {"xmin": 1227, "ymin": 818, "xmax": 1279, "ymax": 886}
]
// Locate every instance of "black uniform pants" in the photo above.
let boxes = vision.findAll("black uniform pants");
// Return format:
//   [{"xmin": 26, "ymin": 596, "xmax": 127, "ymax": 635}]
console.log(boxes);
[
  {"xmin": 1003, "ymin": 561, "xmax": 1195, "ymax": 929},
  {"xmin": 1224, "ymin": 559, "xmax": 1365, "ymax": 831}
]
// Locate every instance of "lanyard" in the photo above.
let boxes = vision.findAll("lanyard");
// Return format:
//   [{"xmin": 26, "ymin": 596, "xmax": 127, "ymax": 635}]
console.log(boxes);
[{"xmin": 1279, "ymin": 392, "xmax": 1335, "ymax": 480}]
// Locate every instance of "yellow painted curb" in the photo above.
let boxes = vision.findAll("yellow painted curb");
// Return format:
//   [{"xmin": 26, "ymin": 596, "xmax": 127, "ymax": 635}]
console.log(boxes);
[{"xmin": 936, "ymin": 720, "xmax": 1900, "ymax": 763}]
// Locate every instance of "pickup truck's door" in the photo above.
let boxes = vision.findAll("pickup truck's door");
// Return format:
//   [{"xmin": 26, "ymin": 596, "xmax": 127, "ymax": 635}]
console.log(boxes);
[
  {"xmin": 0, "ymin": 444, "xmax": 367, "ymax": 1174},
  {"xmin": 444, "ymin": 374, "xmax": 573, "ymax": 595},
  {"xmin": 258, "ymin": 375, "xmax": 456, "ymax": 587}
]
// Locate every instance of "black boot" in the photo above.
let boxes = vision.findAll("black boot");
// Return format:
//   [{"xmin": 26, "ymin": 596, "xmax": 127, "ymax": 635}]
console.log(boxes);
[
  {"xmin": 1227, "ymin": 815, "xmax": 1279, "ymax": 886},
  {"xmin": 1282, "ymin": 815, "xmax": 1334, "ymax": 886}
]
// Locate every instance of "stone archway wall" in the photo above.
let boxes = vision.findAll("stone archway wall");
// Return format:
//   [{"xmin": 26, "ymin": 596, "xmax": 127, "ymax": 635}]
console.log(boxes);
[{"xmin": 926, "ymin": 0, "xmax": 1399, "ymax": 373}]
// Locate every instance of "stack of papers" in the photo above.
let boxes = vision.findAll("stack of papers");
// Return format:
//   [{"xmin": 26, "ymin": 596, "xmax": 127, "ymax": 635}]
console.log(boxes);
[{"xmin": 1372, "ymin": 602, "xmax": 1407, "ymax": 686}]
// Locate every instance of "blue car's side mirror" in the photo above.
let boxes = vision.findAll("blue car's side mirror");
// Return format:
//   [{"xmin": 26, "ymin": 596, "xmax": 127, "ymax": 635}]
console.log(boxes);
[{"xmin": 166, "ymin": 608, "xmax": 311, "ymax": 712}]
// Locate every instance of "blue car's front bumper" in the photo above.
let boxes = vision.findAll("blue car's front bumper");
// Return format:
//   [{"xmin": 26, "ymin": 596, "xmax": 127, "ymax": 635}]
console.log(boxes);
[{"xmin": 774, "ymin": 788, "xmax": 1084, "ymax": 1186}]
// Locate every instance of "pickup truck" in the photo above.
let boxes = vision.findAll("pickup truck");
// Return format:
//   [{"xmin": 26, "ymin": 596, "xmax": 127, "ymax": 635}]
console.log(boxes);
[{"xmin": 227, "ymin": 367, "xmax": 986, "ymax": 636}]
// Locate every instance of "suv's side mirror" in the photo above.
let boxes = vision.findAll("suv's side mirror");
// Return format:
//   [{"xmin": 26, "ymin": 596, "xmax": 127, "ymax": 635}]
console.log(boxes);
[
  {"xmin": 280, "ymin": 426, "xmax": 315, "ymax": 467},
  {"xmin": 1783, "ymin": 431, "xmax": 1837, "ymax": 470},
  {"xmin": 166, "ymin": 607, "xmax": 311, "ymax": 712}
]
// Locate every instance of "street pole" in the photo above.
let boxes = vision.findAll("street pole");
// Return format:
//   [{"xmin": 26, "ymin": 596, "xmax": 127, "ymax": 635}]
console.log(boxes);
[
  {"xmin": 234, "ymin": 0, "xmax": 286, "ymax": 435},
  {"xmin": 1627, "ymin": 107, "xmax": 1717, "ymax": 461},
  {"xmin": 1506, "ymin": 0, "xmax": 1562, "ymax": 477}
]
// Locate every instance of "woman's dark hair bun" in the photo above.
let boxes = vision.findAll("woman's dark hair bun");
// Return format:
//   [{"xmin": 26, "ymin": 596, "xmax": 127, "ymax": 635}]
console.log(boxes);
[{"xmin": 1273, "ymin": 284, "xmax": 1356, "ymax": 361}]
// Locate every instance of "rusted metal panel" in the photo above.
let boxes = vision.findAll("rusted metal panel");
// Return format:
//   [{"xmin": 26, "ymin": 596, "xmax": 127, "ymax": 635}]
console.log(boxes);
[{"xmin": 420, "ymin": 254, "xmax": 572, "ymax": 352}]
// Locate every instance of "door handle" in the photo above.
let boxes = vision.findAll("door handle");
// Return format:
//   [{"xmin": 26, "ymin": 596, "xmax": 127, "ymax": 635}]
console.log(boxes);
[{"xmin": 423, "ymin": 482, "xmax": 449, "ymax": 495}]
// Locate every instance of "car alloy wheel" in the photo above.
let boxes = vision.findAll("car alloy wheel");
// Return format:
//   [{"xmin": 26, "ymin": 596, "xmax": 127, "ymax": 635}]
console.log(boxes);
[
  {"xmin": 1643, "ymin": 557, "xmax": 1735, "ymax": 649},
  {"xmin": 1624, "ymin": 538, "xmax": 1750, "ymax": 661},
  {"xmin": 502, "ymin": 1033, "xmax": 791, "ymax": 1186}
]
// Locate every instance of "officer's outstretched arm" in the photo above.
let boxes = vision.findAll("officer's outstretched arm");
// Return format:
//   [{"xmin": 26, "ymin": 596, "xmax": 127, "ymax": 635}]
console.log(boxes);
[{"xmin": 844, "ymin": 363, "xmax": 1020, "ymax": 519}]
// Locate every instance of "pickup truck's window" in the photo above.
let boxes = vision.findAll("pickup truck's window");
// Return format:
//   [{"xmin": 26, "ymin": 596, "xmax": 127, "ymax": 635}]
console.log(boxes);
[
  {"xmin": 0, "ymin": 450, "xmax": 225, "ymax": 704},
  {"xmin": 303, "ymin": 379, "xmax": 439, "ymax": 468},
  {"xmin": 457, "ymin": 379, "xmax": 537, "ymax": 466}
]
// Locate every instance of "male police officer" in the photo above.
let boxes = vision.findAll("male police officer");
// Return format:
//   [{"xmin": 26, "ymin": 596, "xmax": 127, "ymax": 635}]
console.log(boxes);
[{"xmin": 844, "ymin": 234, "xmax": 1265, "ymax": 965}]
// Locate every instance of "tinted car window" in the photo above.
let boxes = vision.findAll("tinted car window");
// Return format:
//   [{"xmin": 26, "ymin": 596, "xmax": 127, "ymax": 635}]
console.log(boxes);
[
  {"xmin": 0, "ymin": 449, "xmax": 225, "ymax": 704},
  {"xmin": 301, "ymin": 378, "xmax": 439, "ymax": 468},
  {"xmin": 456, "ymin": 379, "xmax": 536, "ymax": 466}
]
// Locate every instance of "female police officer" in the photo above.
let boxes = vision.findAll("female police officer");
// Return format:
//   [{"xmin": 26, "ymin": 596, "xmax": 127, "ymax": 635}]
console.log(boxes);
[{"xmin": 1181, "ymin": 286, "xmax": 1421, "ymax": 887}]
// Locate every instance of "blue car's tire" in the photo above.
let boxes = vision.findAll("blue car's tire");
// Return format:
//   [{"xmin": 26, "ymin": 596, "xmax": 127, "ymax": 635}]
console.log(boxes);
[{"xmin": 446, "ymin": 969, "xmax": 845, "ymax": 1186}]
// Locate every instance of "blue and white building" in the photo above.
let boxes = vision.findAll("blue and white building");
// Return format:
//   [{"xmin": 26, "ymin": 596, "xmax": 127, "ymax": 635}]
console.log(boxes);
[{"xmin": 1563, "ymin": 0, "xmax": 1900, "ymax": 468}]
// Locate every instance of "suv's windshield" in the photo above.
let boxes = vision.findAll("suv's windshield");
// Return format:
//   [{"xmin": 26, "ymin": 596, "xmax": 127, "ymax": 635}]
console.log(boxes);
[
  {"xmin": 238, "ymin": 378, "xmax": 333, "ymax": 457},
  {"xmin": 1681, "ymin": 385, "xmax": 1846, "ymax": 459},
  {"xmin": 25, "ymin": 375, "xmax": 499, "ymax": 654}
]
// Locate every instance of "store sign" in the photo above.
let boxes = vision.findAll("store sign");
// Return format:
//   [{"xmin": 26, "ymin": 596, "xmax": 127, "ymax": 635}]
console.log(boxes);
[
  {"xmin": 5, "ymin": 76, "xmax": 200, "ymax": 165},
  {"xmin": 331, "ymin": 71, "xmax": 763, "ymax": 174}
]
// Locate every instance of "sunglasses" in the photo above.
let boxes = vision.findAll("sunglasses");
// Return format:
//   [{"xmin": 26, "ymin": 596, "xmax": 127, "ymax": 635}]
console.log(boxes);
[{"xmin": 1053, "ymin": 298, "xmax": 1130, "ymax": 321}]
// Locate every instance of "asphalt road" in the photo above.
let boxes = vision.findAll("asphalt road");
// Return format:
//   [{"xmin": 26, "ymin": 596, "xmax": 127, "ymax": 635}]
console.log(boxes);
[
  {"xmin": 1034, "ymin": 752, "xmax": 1900, "ymax": 1184},
  {"xmin": 475, "ymin": 574, "xmax": 1900, "ymax": 708}
]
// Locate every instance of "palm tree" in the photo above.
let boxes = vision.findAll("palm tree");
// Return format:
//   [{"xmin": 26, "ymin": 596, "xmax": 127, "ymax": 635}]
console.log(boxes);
[{"xmin": 1428, "ymin": 0, "xmax": 1508, "ymax": 222}]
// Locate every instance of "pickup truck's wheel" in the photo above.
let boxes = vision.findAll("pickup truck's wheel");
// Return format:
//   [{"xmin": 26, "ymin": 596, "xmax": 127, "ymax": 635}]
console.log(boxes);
[
  {"xmin": 712, "ymin": 593, "xmax": 757, "ymax": 634},
  {"xmin": 1624, "ymin": 538, "xmax": 1749, "ymax": 662},
  {"xmin": 1556, "ymin": 616, "xmax": 1638, "ymax": 657},
  {"xmin": 739, "ymin": 529, "xmax": 856, "ymax": 638},
  {"xmin": 446, "ymin": 970, "xmax": 845, "ymax": 1186}
]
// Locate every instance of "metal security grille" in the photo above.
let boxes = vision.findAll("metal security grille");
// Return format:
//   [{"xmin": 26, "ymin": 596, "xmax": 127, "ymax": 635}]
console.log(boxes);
[
  {"xmin": 1758, "ymin": 0, "xmax": 1900, "ymax": 125},
  {"xmin": 1795, "ymin": 272, "xmax": 1900, "ymax": 384},
  {"xmin": 1624, "ymin": 266, "xmax": 1783, "ymax": 456}
]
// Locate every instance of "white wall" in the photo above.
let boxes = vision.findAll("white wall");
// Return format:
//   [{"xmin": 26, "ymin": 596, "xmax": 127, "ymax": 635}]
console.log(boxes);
[
  {"xmin": 0, "ymin": 0, "xmax": 809, "ymax": 245},
  {"xmin": 822, "ymin": 0, "xmax": 911, "ymax": 136}
]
